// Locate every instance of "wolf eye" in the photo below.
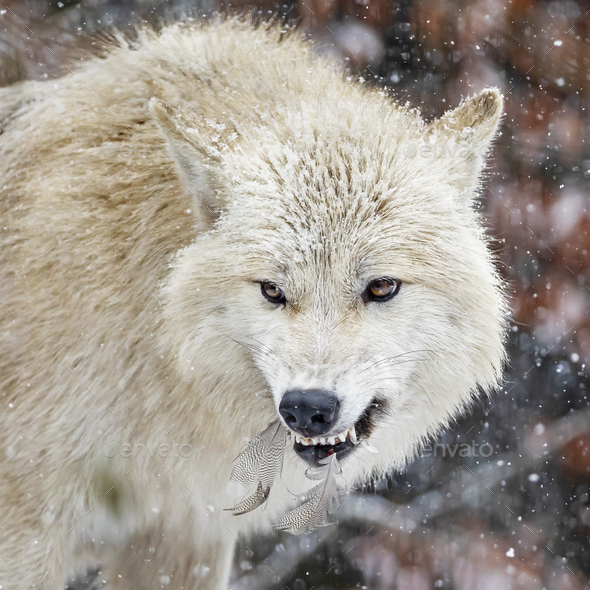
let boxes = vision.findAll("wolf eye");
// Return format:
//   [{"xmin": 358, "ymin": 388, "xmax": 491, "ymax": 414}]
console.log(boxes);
[
  {"xmin": 365, "ymin": 278, "xmax": 400, "ymax": 303},
  {"xmin": 261, "ymin": 282, "xmax": 286, "ymax": 304}
]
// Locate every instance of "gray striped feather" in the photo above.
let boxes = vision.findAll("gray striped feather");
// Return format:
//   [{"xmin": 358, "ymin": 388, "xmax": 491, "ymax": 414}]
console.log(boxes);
[
  {"xmin": 226, "ymin": 419, "xmax": 287, "ymax": 515},
  {"xmin": 272, "ymin": 454, "xmax": 344, "ymax": 534}
]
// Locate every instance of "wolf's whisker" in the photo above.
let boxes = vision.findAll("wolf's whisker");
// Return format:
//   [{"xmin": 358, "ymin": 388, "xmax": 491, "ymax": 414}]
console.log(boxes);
[{"xmin": 360, "ymin": 349, "xmax": 440, "ymax": 373}]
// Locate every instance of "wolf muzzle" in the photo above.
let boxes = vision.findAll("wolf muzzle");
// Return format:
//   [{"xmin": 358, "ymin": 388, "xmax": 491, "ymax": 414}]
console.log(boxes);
[{"xmin": 279, "ymin": 388, "xmax": 340, "ymax": 437}]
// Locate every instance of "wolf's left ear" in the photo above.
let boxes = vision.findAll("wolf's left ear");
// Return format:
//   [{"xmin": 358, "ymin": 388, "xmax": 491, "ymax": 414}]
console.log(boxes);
[
  {"xmin": 149, "ymin": 98, "xmax": 224, "ymax": 224},
  {"xmin": 428, "ymin": 88, "xmax": 504, "ymax": 199}
]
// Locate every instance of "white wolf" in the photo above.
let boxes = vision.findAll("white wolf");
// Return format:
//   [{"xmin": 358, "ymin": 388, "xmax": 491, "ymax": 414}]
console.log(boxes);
[{"xmin": 0, "ymin": 17, "xmax": 507, "ymax": 590}]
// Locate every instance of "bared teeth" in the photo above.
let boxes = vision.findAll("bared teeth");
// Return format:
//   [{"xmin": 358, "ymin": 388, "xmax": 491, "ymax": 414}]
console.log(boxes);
[
  {"xmin": 294, "ymin": 434, "xmax": 313, "ymax": 445},
  {"xmin": 293, "ymin": 425, "xmax": 359, "ymax": 447}
]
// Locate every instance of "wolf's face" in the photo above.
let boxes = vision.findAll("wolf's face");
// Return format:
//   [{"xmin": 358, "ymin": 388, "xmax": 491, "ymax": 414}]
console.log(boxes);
[{"xmin": 153, "ymin": 88, "xmax": 507, "ymax": 484}]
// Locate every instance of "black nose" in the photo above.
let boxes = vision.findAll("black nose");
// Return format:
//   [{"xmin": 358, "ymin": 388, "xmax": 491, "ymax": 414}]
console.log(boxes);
[{"xmin": 279, "ymin": 389, "xmax": 340, "ymax": 437}]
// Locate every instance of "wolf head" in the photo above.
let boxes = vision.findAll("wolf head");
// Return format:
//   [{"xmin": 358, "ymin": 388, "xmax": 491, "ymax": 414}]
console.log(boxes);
[{"xmin": 152, "ymin": 85, "xmax": 507, "ymax": 485}]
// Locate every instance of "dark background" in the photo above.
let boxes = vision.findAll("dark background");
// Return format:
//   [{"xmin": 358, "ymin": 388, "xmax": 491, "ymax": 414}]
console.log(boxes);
[{"xmin": 2, "ymin": 1, "xmax": 590, "ymax": 588}]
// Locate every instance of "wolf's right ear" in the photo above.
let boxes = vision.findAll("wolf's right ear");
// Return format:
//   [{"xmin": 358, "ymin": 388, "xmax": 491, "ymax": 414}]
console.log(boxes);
[
  {"xmin": 429, "ymin": 88, "xmax": 504, "ymax": 146},
  {"xmin": 149, "ymin": 98, "xmax": 224, "ymax": 223},
  {"xmin": 427, "ymin": 88, "xmax": 504, "ymax": 201}
]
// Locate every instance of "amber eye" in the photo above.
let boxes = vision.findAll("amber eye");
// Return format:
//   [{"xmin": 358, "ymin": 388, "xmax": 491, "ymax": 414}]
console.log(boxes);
[
  {"xmin": 261, "ymin": 282, "xmax": 286, "ymax": 304},
  {"xmin": 365, "ymin": 278, "xmax": 401, "ymax": 303}
]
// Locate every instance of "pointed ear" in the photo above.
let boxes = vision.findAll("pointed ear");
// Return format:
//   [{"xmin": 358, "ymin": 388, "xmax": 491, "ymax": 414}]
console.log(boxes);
[
  {"xmin": 149, "ymin": 98, "xmax": 224, "ymax": 223},
  {"xmin": 428, "ymin": 88, "xmax": 504, "ymax": 199}
]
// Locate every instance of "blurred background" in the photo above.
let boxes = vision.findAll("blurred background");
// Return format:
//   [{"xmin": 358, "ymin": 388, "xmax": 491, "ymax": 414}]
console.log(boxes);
[{"xmin": 2, "ymin": 0, "xmax": 590, "ymax": 588}]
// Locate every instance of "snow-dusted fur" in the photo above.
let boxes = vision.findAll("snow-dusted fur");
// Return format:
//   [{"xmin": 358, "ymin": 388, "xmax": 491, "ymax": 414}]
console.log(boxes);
[{"xmin": 0, "ymin": 18, "xmax": 507, "ymax": 590}]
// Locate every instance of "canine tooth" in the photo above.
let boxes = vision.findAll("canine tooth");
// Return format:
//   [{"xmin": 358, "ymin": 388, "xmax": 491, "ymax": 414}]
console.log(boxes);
[
  {"xmin": 349, "ymin": 426, "xmax": 358, "ymax": 444},
  {"xmin": 335, "ymin": 429, "xmax": 346, "ymax": 443}
]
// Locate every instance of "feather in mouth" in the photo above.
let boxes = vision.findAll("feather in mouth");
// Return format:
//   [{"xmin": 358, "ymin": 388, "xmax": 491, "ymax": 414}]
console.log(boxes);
[{"xmin": 226, "ymin": 397, "xmax": 385, "ymax": 532}]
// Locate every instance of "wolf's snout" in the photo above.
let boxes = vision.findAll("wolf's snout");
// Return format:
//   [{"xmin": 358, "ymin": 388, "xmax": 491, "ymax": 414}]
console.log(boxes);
[{"xmin": 279, "ymin": 389, "xmax": 340, "ymax": 437}]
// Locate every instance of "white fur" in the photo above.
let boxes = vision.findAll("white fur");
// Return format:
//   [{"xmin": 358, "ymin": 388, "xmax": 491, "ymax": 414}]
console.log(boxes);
[{"xmin": 0, "ymin": 17, "xmax": 507, "ymax": 590}]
